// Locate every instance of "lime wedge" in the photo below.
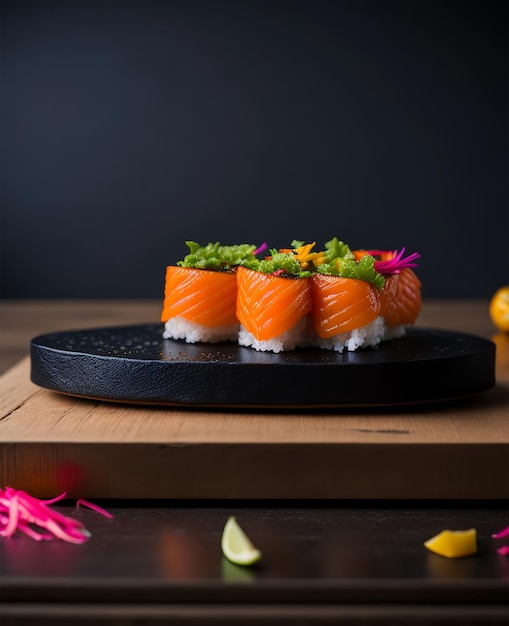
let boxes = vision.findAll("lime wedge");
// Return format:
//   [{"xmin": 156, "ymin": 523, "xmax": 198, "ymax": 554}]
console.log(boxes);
[{"xmin": 221, "ymin": 516, "xmax": 262, "ymax": 566}]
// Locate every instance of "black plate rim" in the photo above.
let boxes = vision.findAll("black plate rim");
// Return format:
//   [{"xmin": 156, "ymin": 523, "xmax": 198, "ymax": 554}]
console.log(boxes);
[{"xmin": 30, "ymin": 324, "xmax": 496, "ymax": 408}]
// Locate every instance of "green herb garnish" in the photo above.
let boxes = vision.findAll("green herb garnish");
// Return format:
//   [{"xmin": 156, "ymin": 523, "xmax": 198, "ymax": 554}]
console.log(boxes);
[
  {"xmin": 317, "ymin": 253, "xmax": 385, "ymax": 290},
  {"xmin": 244, "ymin": 249, "xmax": 312, "ymax": 277},
  {"xmin": 178, "ymin": 241, "xmax": 258, "ymax": 271}
]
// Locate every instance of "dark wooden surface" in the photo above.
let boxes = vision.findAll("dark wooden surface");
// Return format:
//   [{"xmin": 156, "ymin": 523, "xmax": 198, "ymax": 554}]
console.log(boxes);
[
  {"xmin": 1, "ymin": 300, "xmax": 508, "ymax": 624},
  {"xmin": 1, "ymin": 501, "xmax": 508, "ymax": 625}
]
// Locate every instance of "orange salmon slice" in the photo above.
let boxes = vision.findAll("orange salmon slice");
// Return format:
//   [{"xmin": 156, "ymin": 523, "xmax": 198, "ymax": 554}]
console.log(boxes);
[
  {"xmin": 236, "ymin": 266, "xmax": 312, "ymax": 341},
  {"xmin": 380, "ymin": 268, "xmax": 422, "ymax": 327},
  {"xmin": 161, "ymin": 266, "xmax": 238, "ymax": 327},
  {"xmin": 311, "ymin": 274, "xmax": 381, "ymax": 338}
]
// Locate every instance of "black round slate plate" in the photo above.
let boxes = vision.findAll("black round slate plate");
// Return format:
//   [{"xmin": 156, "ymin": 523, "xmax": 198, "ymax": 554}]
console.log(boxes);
[{"xmin": 30, "ymin": 325, "xmax": 495, "ymax": 408}]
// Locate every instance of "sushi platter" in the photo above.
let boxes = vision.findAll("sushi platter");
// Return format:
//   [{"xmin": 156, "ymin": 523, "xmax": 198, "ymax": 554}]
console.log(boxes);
[
  {"xmin": 1, "ymin": 233, "xmax": 506, "ymax": 500},
  {"xmin": 30, "ymin": 324, "xmax": 495, "ymax": 407}
]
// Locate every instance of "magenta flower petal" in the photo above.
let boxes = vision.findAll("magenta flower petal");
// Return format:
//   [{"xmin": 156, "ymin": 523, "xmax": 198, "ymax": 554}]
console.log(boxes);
[
  {"xmin": 16, "ymin": 521, "xmax": 54, "ymax": 541},
  {"xmin": 77, "ymin": 498, "xmax": 114, "ymax": 519},
  {"xmin": 496, "ymin": 546, "xmax": 509, "ymax": 556},
  {"xmin": 271, "ymin": 268, "xmax": 285, "ymax": 277},
  {"xmin": 374, "ymin": 248, "xmax": 421, "ymax": 275},
  {"xmin": 0, "ymin": 487, "xmax": 113, "ymax": 543},
  {"xmin": 0, "ymin": 493, "xmax": 19, "ymax": 538},
  {"xmin": 253, "ymin": 242, "xmax": 268, "ymax": 256},
  {"xmin": 492, "ymin": 526, "xmax": 509, "ymax": 539},
  {"xmin": 42, "ymin": 492, "xmax": 68, "ymax": 505}
]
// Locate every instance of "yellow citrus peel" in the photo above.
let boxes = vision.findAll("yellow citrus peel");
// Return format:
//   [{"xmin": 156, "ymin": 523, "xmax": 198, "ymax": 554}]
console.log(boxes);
[{"xmin": 424, "ymin": 528, "xmax": 477, "ymax": 558}]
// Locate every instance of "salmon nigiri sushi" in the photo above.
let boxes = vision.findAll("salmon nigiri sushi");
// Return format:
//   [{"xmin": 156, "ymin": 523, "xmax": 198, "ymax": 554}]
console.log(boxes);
[
  {"xmin": 310, "ymin": 239, "xmax": 386, "ymax": 352},
  {"xmin": 161, "ymin": 241, "xmax": 259, "ymax": 344},
  {"xmin": 160, "ymin": 239, "xmax": 421, "ymax": 352},
  {"xmin": 236, "ymin": 244, "xmax": 314, "ymax": 352},
  {"xmin": 354, "ymin": 248, "xmax": 422, "ymax": 341}
]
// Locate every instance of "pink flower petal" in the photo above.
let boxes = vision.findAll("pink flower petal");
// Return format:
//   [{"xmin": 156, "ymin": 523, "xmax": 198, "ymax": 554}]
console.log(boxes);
[
  {"xmin": 374, "ymin": 248, "xmax": 420, "ymax": 275},
  {"xmin": 77, "ymin": 498, "xmax": 114, "ymax": 519},
  {"xmin": 0, "ymin": 487, "xmax": 113, "ymax": 544},
  {"xmin": 16, "ymin": 521, "xmax": 54, "ymax": 541},
  {"xmin": 492, "ymin": 526, "xmax": 509, "ymax": 539},
  {"xmin": 0, "ymin": 493, "xmax": 19, "ymax": 538},
  {"xmin": 496, "ymin": 546, "xmax": 509, "ymax": 556},
  {"xmin": 42, "ymin": 492, "xmax": 68, "ymax": 505},
  {"xmin": 254, "ymin": 242, "xmax": 268, "ymax": 256}
]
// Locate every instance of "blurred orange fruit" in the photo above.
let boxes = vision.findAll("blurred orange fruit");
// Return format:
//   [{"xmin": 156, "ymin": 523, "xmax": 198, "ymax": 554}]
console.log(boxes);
[
  {"xmin": 492, "ymin": 331, "xmax": 509, "ymax": 375},
  {"xmin": 489, "ymin": 287, "xmax": 509, "ymax": 332}
]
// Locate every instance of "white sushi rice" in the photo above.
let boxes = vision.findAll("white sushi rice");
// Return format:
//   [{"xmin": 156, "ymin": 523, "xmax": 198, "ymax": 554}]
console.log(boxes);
[
  {"xmin": 238, "ymin": 315, "xmax": 314, "ymax": 353},
  {"xmin": 381, "ymin": 324, "xmax": 407, "ymax": 342},
  {"xmin": 164, "ymin": 314, "xmax": 408, "ymax": 352},
  {"xmin": 163, "ymin": 315, "xmax": 239, "ymax": 344},
  {"xmin": 312, "ymin": 316, "xmax": 406, "ymax": 353}
]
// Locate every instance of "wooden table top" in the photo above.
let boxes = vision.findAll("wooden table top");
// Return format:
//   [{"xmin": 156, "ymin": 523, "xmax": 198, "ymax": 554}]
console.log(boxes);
[
  {"xmin": 0, "ymin": 299, "xmax": 508, "ymax": 625},
  {"xmin": 1, "ymin": 299, "xmax": 507, "ymax": 500}
]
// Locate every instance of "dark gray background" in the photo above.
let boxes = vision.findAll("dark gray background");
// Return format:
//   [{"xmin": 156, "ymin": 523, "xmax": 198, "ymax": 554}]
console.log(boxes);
[{"xmin": 1, "ymin": 0, "xmax": 507, "ymax": 299}]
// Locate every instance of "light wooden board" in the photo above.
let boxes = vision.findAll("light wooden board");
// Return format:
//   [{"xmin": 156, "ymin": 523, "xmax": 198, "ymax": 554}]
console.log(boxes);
[{"xmin": 1, "ymin": 357, "xmax": 508, "ymax": 500}]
